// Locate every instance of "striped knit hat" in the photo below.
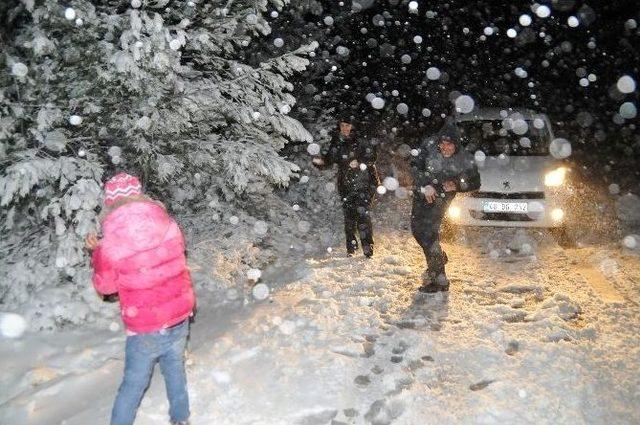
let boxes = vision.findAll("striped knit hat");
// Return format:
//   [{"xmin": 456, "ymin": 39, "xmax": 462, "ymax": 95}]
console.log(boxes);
[{"xmin": 104, "ymin": 173, "xmax": 142, "ymax": 206}]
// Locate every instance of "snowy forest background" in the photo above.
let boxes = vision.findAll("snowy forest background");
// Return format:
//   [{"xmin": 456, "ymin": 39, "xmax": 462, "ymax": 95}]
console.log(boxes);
[{"xmin": 1, "ymin": 0, "xmax": 639, "ymax": 331}]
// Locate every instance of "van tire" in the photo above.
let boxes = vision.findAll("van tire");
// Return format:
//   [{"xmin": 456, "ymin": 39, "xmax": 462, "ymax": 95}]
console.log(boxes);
[{"xmin": 550, "ymin": 226, "xmax": 575, "ymax": 248}]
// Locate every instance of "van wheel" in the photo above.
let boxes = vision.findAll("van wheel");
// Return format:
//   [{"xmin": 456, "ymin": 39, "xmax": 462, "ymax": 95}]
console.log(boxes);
[
  {"xmin": 550, "ymin": 226, "xmax": 575, "ymax": 248},
  {"xmin": 441, "ymin": 219, "xmax": 458, "ymax": 242}
]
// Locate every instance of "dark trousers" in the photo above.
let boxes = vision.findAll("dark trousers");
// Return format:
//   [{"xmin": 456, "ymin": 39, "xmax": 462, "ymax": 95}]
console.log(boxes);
[
  {"xmin": 342, "ymin": 193, "xmax": 374, "ymax": 252},
  {"xmin": 411, "ymin": 194, "xmax": 453, "ymax": 275}
]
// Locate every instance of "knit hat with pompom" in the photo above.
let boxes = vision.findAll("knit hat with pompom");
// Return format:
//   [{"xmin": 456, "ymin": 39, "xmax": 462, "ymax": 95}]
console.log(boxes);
[{"xmin": 104, "ymin": 173, "xmax": 142, "ymax": 206}]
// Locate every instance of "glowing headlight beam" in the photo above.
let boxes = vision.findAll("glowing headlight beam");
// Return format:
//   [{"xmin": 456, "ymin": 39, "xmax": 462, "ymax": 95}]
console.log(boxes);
[
  {"xmin": 448, "ymin": 205, "xmax": 461, "ymax": 220},
  {"xmin": 545, "ymin": 167, "xmax": 566, "ymax": 187},
  {"xmin": 551, "ymin": 208, "xmax": 564, "ymax": 221}
]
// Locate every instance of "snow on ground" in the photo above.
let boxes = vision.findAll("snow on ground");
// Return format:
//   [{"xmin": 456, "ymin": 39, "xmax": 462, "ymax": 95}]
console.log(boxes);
[{"xmin": 1, "ymin": 198, "xmax": 639, "ymax": 424}]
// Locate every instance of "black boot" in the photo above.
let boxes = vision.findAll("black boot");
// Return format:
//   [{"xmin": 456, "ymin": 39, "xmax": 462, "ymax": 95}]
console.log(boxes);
[
  {"xmin": 418, "ymin": 271, "xmax": 449, "ymax": 293},
  {"xmin": 346, "ymin": 239, "xmax": 358, "ymax": 256},
  {"xmin": 433, "ymin": 271, "xmax": 450, "ymax": 292},
  {"xmin": 363, "ymin": 244, "xmax": 374, "ymax": 258}
]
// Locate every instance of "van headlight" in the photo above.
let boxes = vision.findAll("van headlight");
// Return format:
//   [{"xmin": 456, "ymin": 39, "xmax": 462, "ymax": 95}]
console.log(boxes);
[
  {"xmin": 551, "ymin": 208, "xmax": 564, "ymax": 222},
  {"xmin": 545, "ymin": 167, "xmax": 566, "ymax": 187}
]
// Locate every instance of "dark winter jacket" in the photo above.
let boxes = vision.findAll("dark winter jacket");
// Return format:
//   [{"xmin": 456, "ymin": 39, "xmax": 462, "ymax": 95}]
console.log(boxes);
[
  {"xmin": 320, "ymin": 132, "xmax": 381, "ymax": 199},
  {"xmin": 411, "ymin": 122, "xmax": 481, "ymax": 198}
]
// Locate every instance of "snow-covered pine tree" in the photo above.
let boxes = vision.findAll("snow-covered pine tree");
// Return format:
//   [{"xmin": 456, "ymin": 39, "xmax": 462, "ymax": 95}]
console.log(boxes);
[{"xmin": 0, "ymin": 0, "xmax": 315, "ymax": 328}]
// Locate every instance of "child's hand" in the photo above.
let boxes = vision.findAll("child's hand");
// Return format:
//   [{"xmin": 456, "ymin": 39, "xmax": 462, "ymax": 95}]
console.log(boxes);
[{"xmin": 85, "ymin": 233, "xmax": 100, "ymax": 250}]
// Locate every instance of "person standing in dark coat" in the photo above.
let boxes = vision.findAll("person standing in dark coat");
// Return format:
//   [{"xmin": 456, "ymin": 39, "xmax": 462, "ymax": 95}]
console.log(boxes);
[
  {"xmin": 411, "ymin": 120, "xmax": 481, "ymax": 292},
  {"xmin": 313, "ymin": 117, "xmax": 381, "ymax": 257}
]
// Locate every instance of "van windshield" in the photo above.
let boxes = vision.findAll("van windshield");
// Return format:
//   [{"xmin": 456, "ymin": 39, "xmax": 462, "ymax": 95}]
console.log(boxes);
[{"xmin": 457, "ymin": 119, "xmax": 550, "ymax": 156}]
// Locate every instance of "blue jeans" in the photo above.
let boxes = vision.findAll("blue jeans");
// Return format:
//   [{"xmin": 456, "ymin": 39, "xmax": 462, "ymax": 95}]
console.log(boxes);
[{"xmin": 111, "ymin": 320, "xmax": 190, "ymax": 425}]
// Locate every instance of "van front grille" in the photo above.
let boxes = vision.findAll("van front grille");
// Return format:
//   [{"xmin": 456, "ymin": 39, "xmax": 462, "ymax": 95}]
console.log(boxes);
[{"xmin": 471, "ymin": 191, "xmax": 545, "ymax": 200}]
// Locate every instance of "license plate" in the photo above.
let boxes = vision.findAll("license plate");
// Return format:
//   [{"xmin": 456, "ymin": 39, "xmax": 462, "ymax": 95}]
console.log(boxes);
[{"xmin": 483, "ymin": 202, "xmax": 528, "ymax": 213}]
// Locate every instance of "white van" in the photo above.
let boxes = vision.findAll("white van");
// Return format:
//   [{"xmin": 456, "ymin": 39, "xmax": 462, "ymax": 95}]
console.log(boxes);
[{"xmin": 446, "ymin": 108, "xmax": 571, "ymax": 232}]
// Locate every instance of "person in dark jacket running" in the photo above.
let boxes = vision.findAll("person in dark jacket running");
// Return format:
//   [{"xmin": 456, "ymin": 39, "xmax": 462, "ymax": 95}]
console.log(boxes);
[
  {"xmin": 313, "ymin": 116, "xmax": 381, "ymax": 257},
  {"xmin": 411, "ymin": 119, "xmax": 481, "ymax": 292}
]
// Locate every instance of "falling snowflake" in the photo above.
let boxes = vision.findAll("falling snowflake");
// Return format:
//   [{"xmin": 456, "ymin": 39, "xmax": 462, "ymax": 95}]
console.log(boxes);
[
  {"xmin": 247, "ymin": 268, "xmax": 262, "ymax": 282},
  {"xmin": 623, "ymin": 235, "xmax": 638, "ymax": 250},
  {"xmin": 253, "ymin": 220, "xmax": 268, "ymax": 237},
  {"xmin": 549, "ymin": 138, "xmax": 572, "ymax": 159},
  {"xmin": 454, "ymin": 95, "xmax": 475, "ymax": 114},
  {"xmin": 426, "ymin": 67, "xmax": 441, "ymax": 80},
  {"xmin": 307, "ymin": 143, "xmax": 321, "ymax": 155},
  {"xmin": 619, "ymin": 102, "xmax": 637, "ymax": 119},
  {"xmin": 534, "ymin": 5, "xmax": 551, "ymax": 18},
  {"xmin": 252, "ymin": 283, "xmax": 269, "ymax": 300},
  {"xmin": 0, "ymin": 313, "xmax": 27, "ymax": 338},
  {"xmin": 298, "ymin": 221, "xmax": 311, "ymax": 233},
  {"xmin": 64, "ymin": 8, "xmax": 76, "ymax": 21},
  {"xmin": 371, "ymin": 97, "xmax": 385, "ymax": 109},
  {"xmin": 383, "ymin": 176, "xmax": 399, "ymax": 191},
  {"xmin": 396, "ymin": 103, "xmax": 409, "ymax": 114},
  {"xmin": 616, "ymin": 75, "xmax": 636, "ymax": 94},
  {"xmin": 519, "ymin": 14, "xmax": 532, "ymax": 27},
  {"xmin": 11, "ymin": 62, "xmax": 28, "ymax": 78}
]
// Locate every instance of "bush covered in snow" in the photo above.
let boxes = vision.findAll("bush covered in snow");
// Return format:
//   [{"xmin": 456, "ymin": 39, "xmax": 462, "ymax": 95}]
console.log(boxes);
[{"xmin": 0, "ymin": 0, "xmax": 317, "ymax": 330}]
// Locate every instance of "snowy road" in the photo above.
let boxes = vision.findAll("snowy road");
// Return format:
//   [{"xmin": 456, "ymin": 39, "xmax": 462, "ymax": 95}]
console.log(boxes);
[{"xmin": 2, "ymin": 202, "xmax": 640, "ymax": 425}]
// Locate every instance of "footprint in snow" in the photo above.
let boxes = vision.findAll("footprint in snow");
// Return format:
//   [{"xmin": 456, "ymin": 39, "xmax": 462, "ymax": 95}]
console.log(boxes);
[
  {"xmin": 505, "ymin": 341, "xmax": 519, "ymax": 356},
  {"xmin": 364, "ymin": 398, "xmax": 406, "ymax": 425},
  {"xmin": 297, "ymin": 408, "xmax": 338, "ymax": 425},
  {"xmin": 469, "ymin": 379, "xmax": 496, "ymax": 391},
  {"xmin": 391, "ymin": 341, "xmax": 408, "ymax": 355},
  {"xmin": 354, "ymin": 374, "xmax": 371, "ymax": 387},
  {"xmin": 343, "ymin": 408, "xmax": 359, "ymax": 418},
  {"xmin": 361, "ymin": 342, "xmax": 376, "ymax": 358},
  {"xmin": 408, "ymin": 359, "xmax": 425, "ymax": 371},
  {"xmin": 371, "ymin": 365, "xmax": 384, "ymax": 375}
]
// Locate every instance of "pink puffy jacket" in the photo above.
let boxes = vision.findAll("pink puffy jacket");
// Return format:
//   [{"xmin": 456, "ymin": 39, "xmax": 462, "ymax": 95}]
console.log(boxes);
[{"xmin": 92, "ymin": 200, "xmax": 195, "ymax": 333}]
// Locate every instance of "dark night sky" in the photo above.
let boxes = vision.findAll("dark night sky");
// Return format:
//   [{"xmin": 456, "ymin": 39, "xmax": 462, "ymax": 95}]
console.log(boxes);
[
  {"xmin": 268, "ymin": 0, "xmax": 639, "ymax": 187},
  {"xmin": 279, "ymin": 1, "xmax": 639, "ymax": 140}
]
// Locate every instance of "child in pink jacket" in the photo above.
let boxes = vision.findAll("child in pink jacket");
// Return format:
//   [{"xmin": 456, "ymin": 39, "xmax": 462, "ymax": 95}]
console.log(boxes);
[{"xmin": 87, "ymin": 173, "xmax": 195, "ymax": 425}]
